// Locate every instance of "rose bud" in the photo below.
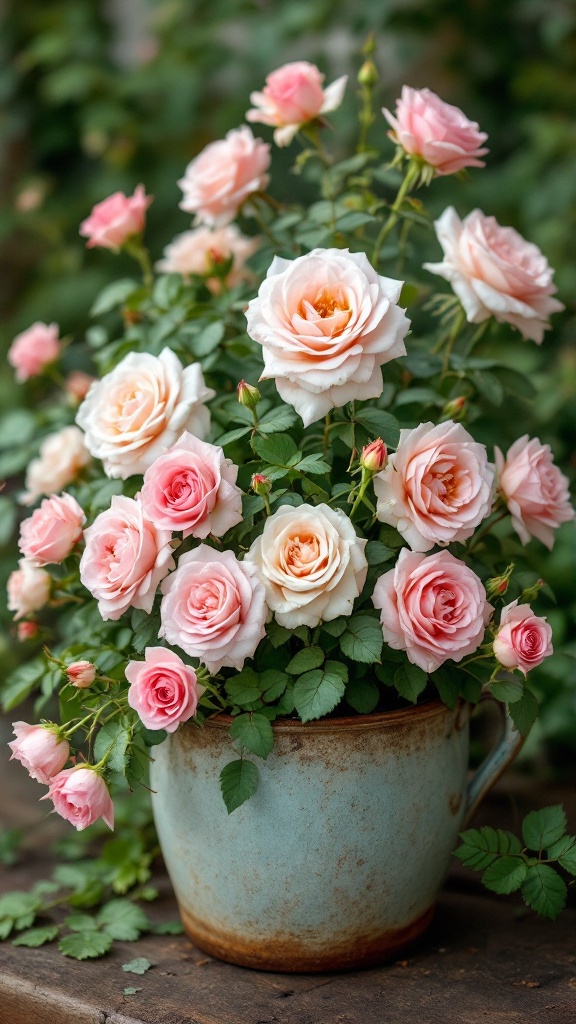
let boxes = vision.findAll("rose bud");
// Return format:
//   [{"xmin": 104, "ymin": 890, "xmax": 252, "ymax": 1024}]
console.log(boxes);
[
  {"xmin": 358, "ymin": 59, "xmax": 378, "ymax": 89},
  {"xmin": 251, "ymin": 473, "xmax": 272, "ymax": 496},
  {"xmin": 8, "ymin": 722, "xmax": 70, "ymax": 784},
  {"xmin": 237, "ymin": 380, "xmax": 261, "ymax": 410},
  {"xmin": 360, "ymin": 439, "xmax": 387, "ymax": 474},
  {"xmin": 17, "ymin": 621, "xmax": 39, "ymax": 642},
  {"xmin": 66, "ymin": 661, "xmax": 97, "ymax": 689},
  {"xmin": 485, "ymin": 564, "xmax": 514, "ymax": 601},
  {"xmin": 42, "ymin": 767, "xmax": 114, "ymax": 831},
  {"xmin": 66, "ymin": 370, "xmax": 94, "ymax": 403},
  {"xmin": 442, "ymin": 395, "xmax": 467, "ymax": 420},
  {"xmin": 493, "ymin": 601, "xmax": 553, "ymax": 676}
]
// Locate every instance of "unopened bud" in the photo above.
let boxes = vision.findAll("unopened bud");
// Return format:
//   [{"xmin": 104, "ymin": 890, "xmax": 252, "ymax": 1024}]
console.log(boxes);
[
  {"xmin": 66, "ymin": 370, "xmax": 94, "ymax": 403},
  {"xmin": 358, "ymin": 59, "xmax": 378, "ymax": 89},
  {"xmin": 251, "ymin": 473, "xmax": 272, "ymax": 496},
  {"xmin": 66, "ymin": 660, "xmax": 97, "ymax": 689},
  {"xmin": 518, "ymin": 579, "xmax": 544, "ymax": 605},
  {"xmin": 17, "ymin": 621, "xmax": 38, "ymax": 642},
  {"xmin": 237, "ymin": 380, "xmax": 261, "ymax": 410},
  {"xmin": 443, "ymin": 396, "xmax": 467, "ymax": 421},
  {"xmin": 360, "ymin": 439, "xmax": 387, "ymax": 474},
  {"xmin": 486, "ymin": 564, "xmax": 514, "ymax": 601}
]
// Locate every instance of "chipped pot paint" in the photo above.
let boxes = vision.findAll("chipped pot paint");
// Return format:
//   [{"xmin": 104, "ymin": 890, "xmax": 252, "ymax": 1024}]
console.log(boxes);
[{"xmin": 150, "ymin": 699, "xmax": 522, "ymax": 972}]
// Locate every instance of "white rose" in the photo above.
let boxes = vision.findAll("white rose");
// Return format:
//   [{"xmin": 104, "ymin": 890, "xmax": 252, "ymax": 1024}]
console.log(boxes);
[
  {"xmin": 7, "ymin": 559, "xmax": 51, "ymax": 620},
  {"xmin": 21, "ymin": 426, "xmax": 91, "ymax": 506}
]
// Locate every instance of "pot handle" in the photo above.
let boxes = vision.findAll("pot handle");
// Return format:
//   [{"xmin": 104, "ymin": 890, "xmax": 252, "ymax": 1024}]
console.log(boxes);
[{"xmin": 463, "ymin": 695, "xmax": 525, "ymax": 827}]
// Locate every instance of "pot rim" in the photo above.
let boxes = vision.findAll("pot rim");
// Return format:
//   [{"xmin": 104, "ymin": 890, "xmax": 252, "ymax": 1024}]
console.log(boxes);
[{"xmin": 201, "ymin": 698, "xmax": 461, "ymax": 734}]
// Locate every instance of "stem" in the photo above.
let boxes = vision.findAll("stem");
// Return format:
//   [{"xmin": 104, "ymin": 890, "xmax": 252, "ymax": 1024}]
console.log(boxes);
[
  {"xmin": 323, "ymin": 414, "xmax": 331, "ymax": 450},
  {"xmin": 349, "ymin": 470, "xmax": 373, "ymax": 518},
  {"xmin": 441, "ymin": 308, "xmax": 467, "ymax": 378},
  {"xmin": 372, "ymin": 162, "xmax": 419, "ymax": 265},
  {"xmin": 467, "ymin": 509, "xmax": 508, "ymax": 555},
  {"xmin": 125, "ymin": 237, "xmax": 153, "ymax": 290}
]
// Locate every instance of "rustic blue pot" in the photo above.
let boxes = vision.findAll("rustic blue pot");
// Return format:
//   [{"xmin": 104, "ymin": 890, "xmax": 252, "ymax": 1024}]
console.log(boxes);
[{"xmin": 150, "ymin": 699, "xmax": 522, "ymax": 972}]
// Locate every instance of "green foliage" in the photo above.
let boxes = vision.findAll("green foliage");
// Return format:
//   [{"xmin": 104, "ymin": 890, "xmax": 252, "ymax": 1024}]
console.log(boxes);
[
  {"xmin": 122, "ymin": 957, "xmax": 154, "ymax": 975},
  {"xmin": 230, "ymin": 713, "xmax": 274, "ymax": 759},
  {"xmin": 219, "ymin": 759, "xmax": 260, "ymax": 813},
  {"xmin": 340, "ymin": 615, "xmax": 384, "ymax": 664},
  {"xmin": 293, "ymin": 668, "xmax": 346, "ymax": 722}
]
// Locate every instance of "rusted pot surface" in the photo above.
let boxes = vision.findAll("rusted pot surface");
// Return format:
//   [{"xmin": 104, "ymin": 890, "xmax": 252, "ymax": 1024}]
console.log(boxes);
[{"xmin": 150, "ymin": 701, "xmax": 476, "ymax": 972}]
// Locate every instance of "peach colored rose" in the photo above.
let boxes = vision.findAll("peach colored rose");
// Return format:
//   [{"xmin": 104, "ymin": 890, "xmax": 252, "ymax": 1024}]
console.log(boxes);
[
  {"xmin": 21, "ymin": 426, "xmax": 91, "ymax": 506},
  {"xmin": 19, "ymin": 492, "xmax": 85, "ymax": 566},
  {"xmin": 66, "ymin": 370, "xmax": 94, "ymax": 402},
  {"xmin": 244, "ymin": 503, "xmax": 368, "ymax": 629},
  {"xmin": 80, "ymin": 496, "xmax": 174, "ymax": 621},
  {"xmin": 178, "ymin": 126, "xmax": 270, "ymax": 227},
  {"xmin": 159, "ymin": 546, "xmax": 267, "ymax": 674},
  {"xmin": 424, "ymin": 208, "xmax": 564, "ymax": 343},
  {"xmin": 495, "ymin": 436, "xmax": 574, "ymax": 549},
  {"xmin": 156, "ymin": 225, "xmax": 259, "ymax": 293},
  {"xmin": 9, "ymin": 723, "xmax": 69, "ymax": 784},
  {"xmin": 372, "ymin": 548, "xmax": 492, "ymax": 674},
  {"xmin": 76, "ymin": 348, "xmax": 214, "ymax": 479},
  {"xmin": 66, "ymin": 661, "xmax": 97, "ymax": 688},
  {"xmin": 7, "ymin": 559, "xmax": 51, "ymax": 620},
  {"xmin": 246, "ymin": 61, "xmax": 347, "ymax": 147},
  {"xmin": 79, "ymin": 184, "xmax": 152, "ymax": 250},
  {"xmin": 383, "ymin": 86, "xmax": 488, "ymax": 175},
  {"xmin": 126, "ymin": 647, "xmax": 204, "ymax": 732},
  {"xmin": 140, "ymin": 432, "xmax": 243, "ymax": 539},
  {"xmin": 246, "ymin": 248, "xmax": 409, "ymax": 426},
  {"xmin": 493, "ymin": 601, "xmax": 553, "ymax": 676},
  {"xmin": 8, "ymin": 322, "xmax": 61, "ymax": 382},
  {"xmin": 43, "ymin": 767, "xmax": 114, "ymax": 831},
  {"xmin": 374, "ymin": 421, "xmax": 494, "ymax": 552}
]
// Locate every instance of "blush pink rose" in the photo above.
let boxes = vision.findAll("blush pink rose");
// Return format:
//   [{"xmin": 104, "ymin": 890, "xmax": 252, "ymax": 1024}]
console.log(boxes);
[
  {"xmin": 140, "ymin": 432, "xmax": 243, "ymax": 539},
  {"xmin": 80, "ymin": 496, "xmax": 174, "ymax": 621},
  {"xmin": 43, "ymin": 767, "xmax": 114, "ymax": 831},
  {"xmin": 244, "ymin": 503, "xmax": 368, "ymax": 628},
  {"xmin": 8, "ymin": 322, "xmax": 61, "ymax": 382},
  {"xmin": 246, "ymin": 61, "xmax": 348, "ymax": 146},
  {"xmin": 79, "ymin": 184, "xmax": 152, "ymax": 250},
  {"xmin": 21, "ymin": 425, "xmax": 91, "ymax": 506},
  {"xmin": 495, "ymin": 436, "xmax": 574, "ymax": 549},
  {"xmin": 374, "ymin": 421, "xmax": 494, "ymax": 552},
  {"xmin": 9, "ymin": 722, "xmax": 69, "ymax": 784},
  {"xmin": 156, "ymin": 224, "xmax": 259, "ymax": 293},
  {"xmin": 66, "ymin": 371, "xmax": 95, "ymax": 402},
  {"xmin": 76, "ymin": 348, "xmax": 214, "ymax": 479},
  {"xmin": 493, "ymin": 601, "xmax": 553, "ymax": 676},
  {"xmin": 126, "ymin": 647, "xmax": 204, "ymax": 732},
  {"xmin": 178, "ymin": 126, "xmax": 270, "ymax": 227},
  {"xmin": 7, "ymin": 559, "xmax": 51, "ymax": 620},
  {"xmin": 19, "ymin": 492, "xmax": 85, "ymax": 566},
  {"xmin": 66, "ymin": 661, "xmax": 97, "ymax": 688},
  {"xmin": 372, "ymin": 548, "xmax": 493, "ymax": 674},
  {"xmin": 383, "ymin": 86, "xmax": 488, "ymax": 175},
  {"xmin": 246, "ymin": 248, "xmax": 410, "ymax": 426},
  {"xmin": 424, "ymin": 208, "xmax": 564, "ymax": 344},
  {"xmin": 159, "ymin": 546, "xmax": 267, "ymax": 674}
]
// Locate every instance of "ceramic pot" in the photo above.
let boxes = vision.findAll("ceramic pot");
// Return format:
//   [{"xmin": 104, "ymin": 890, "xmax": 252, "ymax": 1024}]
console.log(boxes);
[{"xmin": 150, "ymin": 699, "xmax": 522, "ymax": 972}]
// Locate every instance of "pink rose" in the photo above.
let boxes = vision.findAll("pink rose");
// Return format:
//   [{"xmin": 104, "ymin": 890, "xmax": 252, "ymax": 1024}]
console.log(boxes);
[
  {"xmin": 19, "ymin": 492, "xmax": 85, "ymax": 566},
  {"xmin": 76, "ymin": 348, "xmax": 214, "ymax": 479},
  {"xmin": 424, "ymin": 208, "xmax": 564, "ymax": 344},
  {"xmin": 372, "ymin": 548, "xmax": 492, "ymax": 674},
  {"xmin": 8, "ymin": 322, "xmax": 61, "ymax": 382},
  {"xmin": 66, "ymin": 370, "xmax": 94, "ymax": 402},
  {"xmin": 21, "ymin": 426, "xmax": 91, "ymax": 505},
  {"xmin": 80, "ymin": 496, "xmax": 174, "ymax": 621},
  {"xmin": 126, "ymin": 647, "xmax": 204, "ymax": 733},
  {"xmin": 66, "ymin": 661, "xmax": 97, "ymax": 688},
  {"xmin": 140, "ymin": 432, "xmax": 243, "ymax": 539},
  {"xmin": 7, "ymin": 559, "xmax": 51, "ymax": 620},
  {"xmin": 156, "ymin": 224, "xmax": 259, "ymax": 293},
  {"xmin": 246, "ymin": 248, "xmax": 409, "ymax": 426},
  {"xmin": 43, "ymin": 767, "xmax": 114, "ymax": 831},
  {"xmin": 17, "ymin": 621, "xmax": 39, "ymax": 641},
  {"xmin": 374, "ymin": 421, "xmax": 494, "ymax": 552},
  {"xmin": 8, "ymin": 723, "xmax": 69, "ymax": 784},
  {"xmin": 178, "ymin": 126, "xmax": 270, "ymax": 227},
  {"xmin": 383, "ymin": 86, "xmax": 488, "ymax": 175},
  {"xmin": 246, "ymin": 61, "xmax": 347, "ymax": 147},
  {"xmin": 79, "ymin": 184, "xmax": 152, "ymax": 250},
  {"xmin": 495, "ymin": 436, "xmax": 574, "ymax": 549},
  {"xmin": 493, "ymin": 601, "xmax": 553, "ymax": 676},
  {"xmin": 360, "ymin": 439, "xmax": 387, "ymax": 474},
  {"xmin": 244, "ymin": 503, "xmax": 368, "ymax": 629},
  {"xmin": 159, "ymin": 546, "xmax": 267, "ymax": 674}
]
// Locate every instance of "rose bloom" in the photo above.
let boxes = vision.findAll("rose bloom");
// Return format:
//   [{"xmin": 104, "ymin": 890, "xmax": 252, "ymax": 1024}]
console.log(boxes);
[
  {"xmin": 372, "ymin": 548, "xmax": 492, "ymax": 674},
  {"xmin": 246, "ymin": 248, "xmax": 410, "ymax": 426},
  {"xmin": 8, "ymin": 322, "xmax": 61, "ymax": 382},
  {"xmin": 79, "ymin": 184, "xmax": 152, "ymax": 250},
  {"xmin": 178, "ymin": 126, "xmax": 270, "ymax": 227},
  {"xmin": 7, "ymin": 559, "xmax": 51, "ymax": 620},
  {"xmin": 21, "ymin": 425, "xmax": 91, "ymax": 505},
  {"xmin": 156, "ymin": 224, "xmax": 259, "ymax": 294},
  {"xmin": 76, "ymin": 347, "xmax": 214, "ymax": 479},
  {"xmin": 424, "ymin": 207, "xmax": 564, "ymax": 344},
  {"xmin": 383, "ymin": 86, "xmax": 488, "ymax": 175},
  {"xmin": 80, "ymin": 495, "xmax": 174, "ymax": 621},
  {"xmin": 126, "ymin": 647, "xmax": 204, "ymax": 733},
  {"xmin": 246, "ymin": 61, "xmax": 348, "ymax": 147},
  {"xmin": 493, "ymin": 601, "xmax": 553, "ymax": 677},
  {"xmin": 9, "ymin": 723, "xmax": 69, "ymax": 784},
  {"xmin": 374, "ymin": 421, "xmax": 494, "ymax": 552},
  {"xmin": 495, "ymin": 435, "xmax": 574, "ymax": 549},
  {"xmin": 66, "ymin": 660, "xmax": 97, "ymax": 688},
  {"xmin": 140, "ymin": 432, "xmax": 243, "ymax": 539},
  {"xmin": 19, "ymin": 492, "xmax": 85, "ymax": 566},
  {"xmin": 244, "ymin": 503, "xmax": 368, "ymax": 629},
  {"xmin": 43, "ymin": 768, "xmax": 114, "ymax": 831},
  {"xmin": 159, "ymin": 546, "xmax": 267, "ymax": 674}
]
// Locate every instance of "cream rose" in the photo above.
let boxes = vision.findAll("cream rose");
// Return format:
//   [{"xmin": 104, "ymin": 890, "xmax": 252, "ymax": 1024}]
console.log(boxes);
[
  {"xmin": 21, "ymin": 426, "xmax": 91, "ymax": 506},
  {"xmin": 156, "ymin": 225, "xmax": 259, "ymax": 293},
  {"xmin": 76, "ymin": 348, "xmax": 215, "ymax": 479},
  {"xmin": 246, "ymin": 248, "xmax": 410, "ymax": 426},
  {"xmin": 244, "ymin": 502, "xmax": 368, "ymax": 628}
]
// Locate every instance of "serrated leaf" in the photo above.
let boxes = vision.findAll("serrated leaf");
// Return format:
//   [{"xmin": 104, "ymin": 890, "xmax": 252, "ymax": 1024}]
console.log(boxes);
[
  {"xmin": 253, "ymin": 433, "xmax": 298, "ymax": 466},
  {"xmin": 521, "ymin": 864, "xmax": 567, "ymax": 919},
  {"xmin": 122, "ymin": 957, "xmax": 154, "ymax": 974},
  {"xmin": 0, "ymin": 892, "xmax": 40, "ymax": 920},
  {"xmin": 547, "ymin": 834, "xmax": 576, "ymax": 875},
  {"xmin": 482, "ymin": 856, "xmax": 527, "ymax": 894},
  {"xmin": 12, "ymin": 926, "xmax": 59, "ymax": 947},
  {"xmin": 285, "ymin": 646, "xmax": 325, "ymax": 675},
  {"xmin": 345, "ymin": 677, "xmax": 379, "ymax": 714},
  {"xmin": 394, "ymin": 663, "xmax": 427, "ymax": 703},
  {"xmin": 225, "ymin": 669, "xmax": 263, "ymax": 705},
  {"xmin": 325, "ymin": 660, "xmax": 348, "ymax": 683},
  {"xmin": 321, "ymin": 617, "xmax": 347, "ymax": 637},
  {"xmin": 354, "ymin": 408, "xmax": 400, "ymax": 448},
  {"xmin": 293, "ymin": 669, "xmax": 346, "ymax": 723},
  {"xmin": 260, "ymin": 670, "xmax": 289, "ymax": 702},
  {"xmin": 230, "ymin": 714, "xmax": 274, "ymax": 759},
  {"xmin": 489, "ymin": 671, "xmax": 524, "ymax": 704},
  {"xmin": 522, "ymin": 805, "xmax": 567, "ymax": 852},
  {"xmin": 365, "ymin": 541, "xmax": 395, "ymax": 566},
  {"xmin": 59, "ymin": 931, "xmax": 113, "ymax": 959},
  {"xmin": 454, "ymin": 827, "xmax": 522, "ymax": 870},
  {"xmin": 258, "ymin": 406, "xmax": 298, "ymax": 434},
  {"xmin": 64, "ymin": 914, "xmax": 99, "ymax": 932},
  {"xmin": 340, "ymin": 615, "xmax": 383, "ymax": 664},
  {"xmin": 131, "ymin": 613, "xmax": 161, "ymax": 654},
  {"xmin": 266, "ymin": 621, "xmax": 292, "ymax": 648},
  {"xmin": 216, "ymin": 425, "xmax": 251, "ymax": 446},
  {"xmin": 94, "ymin": 721, "xmax": 130, "ymax": 774},
  {"xmin": 219, "ymin": 759, "xmax": 259, "ymax": 813},
  {"xmin": 508, "ymin": 687, "xmax": 539, "ymax": 736},
  {"xmin": 294, "ymin": 454, "xmax": 331, "ymax": 475},
  {"xmin": 97, "ymin": 899, "xmax": 149, "ymax": 941}
]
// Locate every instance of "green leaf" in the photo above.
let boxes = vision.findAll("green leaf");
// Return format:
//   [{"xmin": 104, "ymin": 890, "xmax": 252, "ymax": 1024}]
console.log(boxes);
[
  {"xmin": 365, "ymin": 541, "xmax": 395, "ymax": 566},
  {"xmin": 2, "ymin": 659, "xmax": 45, "ymax": 712},
  {"xmin": 285, "ymin": 646, "xmax": 325, "ymax": 675},
  {"xmin": 0, "ymin": 892, "xmax": 40, "ymax": 921},
  {"xmin": 522, "ymin": 805, "xmax": 567, "ymax": 852},
  {"xmin": 258, "ymin": 406, "xmax": 298, "ymax": 434},
  {"xmin": 482, "ymin": 856, "xmax": 527, "ymax": 894},
  {"xmin": 149, "ymin": 920, "xmax": 184, "ymax": 936},
  {"xmin": 140, "ymin": 727, "xmax": 168, "ymax": 747},
  {"xmin": 230, "ymin": 713, "xmax": 274, "ymax": 759},
  {"xmin": 393, "ymin": 663, "xmax": 427, "ymax": 703},
  {"xmin": 123, "ymin": 987, "xmax": 143, "ymax": 995},
  {"xmin": 97, "ymin": 899, "xmax": 149, "ymax": 941},
  {"xmin": 508, "ymin": 687, "xmax": 539, "ymax": 736},
  {"xmin": 225, "ymin": 669, "xmax": 263, "ymax": 705},
  {"xmin": 94, "ymin": 721, "xmax": 130, "ymax": 775},
  {"xmin": 472, "ymin": 369, "xmax": 504, "ymax": 406},
  {"xmin": 321, "ymin": 617, "xmax": 347, "ymax": 637},
  {"xmin": 190, "ymin": 321, "xmax": 225, "ymax": 355},
  {"xmin": 0, "ymin": 410, "xmax": 36, "ymax": 449},
  {"xmin": 90, "ymin": 278, "xmax": 139, "ymax": 316},
  {"xmin": 215, "ymin": 425, "xmax": 251, "ymax": 446},
  {"xmin": 340, "ymin": 615, "xmax": 383, "ymax": 664},
  {"xmin": 12, "ymin": 926, "xmax": 59, "ymax": 947},
  {"xmin": 64, "ymin": 914, "xmax": 99, "ymax": 932},
  {"xmin": 293, "ymin": 669, "xmax": 346, "ymax": 723},
  {"xmin": 260, "ymin": 670, "xmax": 289, "ymax": 702},
  {"xmin": 354, "ymin": 408, "xmax": 401, "ymax": 448},
  {"xmin": 431, "ymin": 668, "xmax": 461, "ymax": 710},
  {"xmin": 521, "ymin": 864, "xmax": 567, "ymax": 919},
  {"xmin": 546, "ymin": 834, "xmax": 576, "ymax": 875},
  {"xmin": 219, "ymin": 759, "xmax": 259, "ymax": 813},
  {"xmin": 0, "ymin": 496, "xmax": 17, "ymax": 545},
  {"xmin": 294, "ymin": 454, "xmax": 331, "ymax": 475},
  {"xmin": 266, "ymin": 621, "xmax": 292, "ymax": 648},
  {"xmin": 345, "ymin": 677, "xmax": 379, "ymax": 714},
  {"xmin": 130, "ymin": 610, "xmax": 161, "ymax": 654},
  {"xmin": 489, "ymin": 672, "xmax": 524, "ymax": 704},
  {"xmin": 454, "ymin": 827, "xmax": 522, "ymax": 870},
  {"xmin": 59, "ymin": 931, "xmax": 113, "ymax": 959},
  {"xmin": 253, "ymin": 433, "xmax": 298, "ymax": 466},
  {"xmin": 325, "ymin": 660, "xmax": 348, "ymax": 684},
  {"xmin": 122, "ymin": 957, "xmax": 154, "ymax": 975}
]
